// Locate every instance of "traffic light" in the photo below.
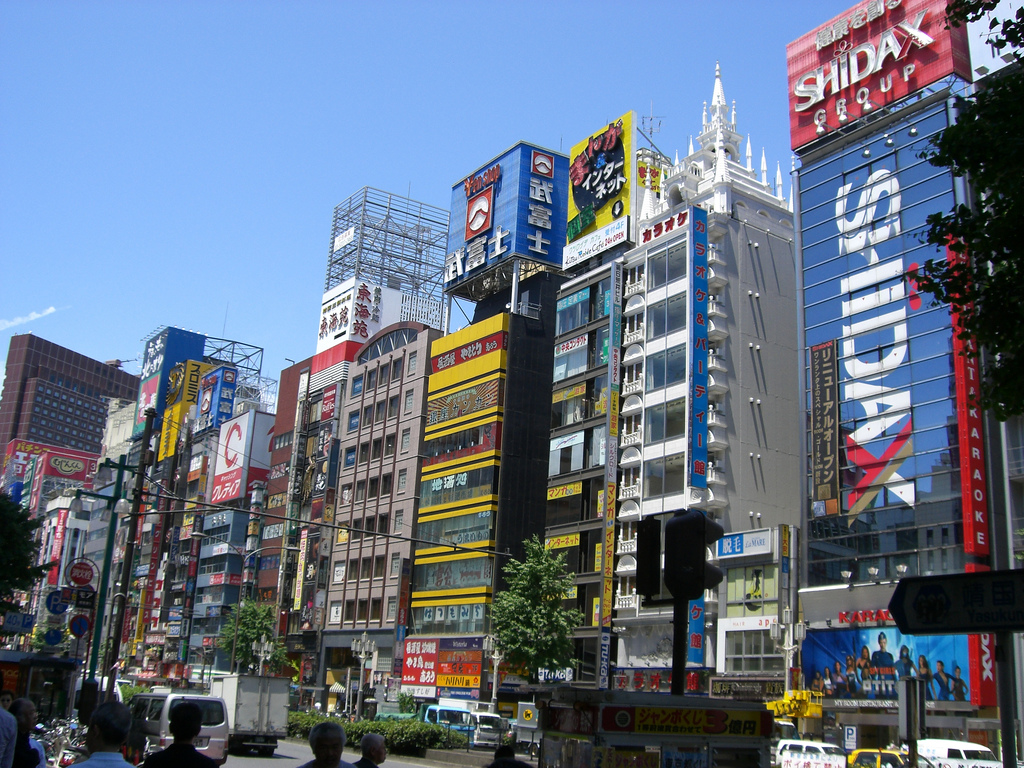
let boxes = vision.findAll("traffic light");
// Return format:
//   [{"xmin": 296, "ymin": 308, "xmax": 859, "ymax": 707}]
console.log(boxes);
[
  {"xmin": 635, "ymin": 516, "xmax": 662, "ymax": 599},
  {"xmin": 663, "ymin": 508, "xmax": 725, "ymax": 601}
]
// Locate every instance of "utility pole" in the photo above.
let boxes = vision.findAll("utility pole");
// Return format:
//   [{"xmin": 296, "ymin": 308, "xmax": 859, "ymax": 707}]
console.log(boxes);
[{"xmin": 104, "ymin": 407, "xmax": 156, "ymax": 700}]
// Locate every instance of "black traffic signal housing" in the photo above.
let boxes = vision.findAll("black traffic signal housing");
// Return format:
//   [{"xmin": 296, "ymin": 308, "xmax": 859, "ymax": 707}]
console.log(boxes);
[
  {"xmin": 663, "ymin": 508, "xmax": 725, "ymax": 601},
  {"xmin": 635, "ymin": 516, "xmax": 662, "ymax": 599}
]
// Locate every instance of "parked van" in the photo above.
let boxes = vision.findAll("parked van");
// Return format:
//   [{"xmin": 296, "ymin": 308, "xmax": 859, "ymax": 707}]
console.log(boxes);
[
  {"xmin": 916, "ymin": 740, "xmax": 1000, "ymax": 768},
  {"xmin": 471, "ymin": 712, "xmax": 508, "ymax": 750},
  {"xmin": 777, "ymin": 740, "xmax": 846, "ymax": 768},
  {"xmin": 419, "ymin": 704, "xmax": 474, "ymax": 742},
  {"xmin": 127, "ymin": 693, "xmax": 228, "ymax": 765}
]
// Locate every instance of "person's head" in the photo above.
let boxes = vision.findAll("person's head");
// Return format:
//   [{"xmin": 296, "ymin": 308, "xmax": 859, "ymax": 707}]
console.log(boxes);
[
  {"xmin": 919, "ymin": 655, "xmax": 929, "ymax": 670},
  {"xmin": 360, "ymin": 733, "xmax": 386, "ymax": 765},
  {"xmin": 899, "ymin": 645, "xmax": 910, "ymax": 659},
  {"xmin": 0, "ymin": 690, "xmax": 13, "ymax": 710},
  {"xmin": 87, "ymin": 702, "xmax": 132, "ymax": 752},
  {"xmin": 168, "ymin": 701, "xmax": 204, "ymax": 743},
  {"xmin": 494, "ymin": 745, "xmax": 516, "ymax": 760},
  {"xmin": 860, "ymin": 646, "xmax": 870, "ymax": 659},
  {"xmin": 308, "ymin": 721, "xmax": 346, "ymax": 768},
  {"xmin": 954, "ymin": 666, "xmax": 962, "ymax": 678},
  {"xmin": 877, "ymin": 632, "xmax": 887, "ymax": 650},
  {"xmin": 834, "ymin": 661, "xmax": 842, "ymax": 673},
  {"xmin": 8, "ymin": 698, "xmax": 36, "ymax": 734},
  {"xmin": 936, "ymin": 660, "xmax": 945, "ymax": 673}
]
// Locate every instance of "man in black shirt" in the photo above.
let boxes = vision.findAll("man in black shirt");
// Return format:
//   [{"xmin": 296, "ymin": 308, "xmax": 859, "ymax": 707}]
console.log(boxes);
[{"xmin": 142, "ymin": 702, "xmax": 217, "ymax": 768}]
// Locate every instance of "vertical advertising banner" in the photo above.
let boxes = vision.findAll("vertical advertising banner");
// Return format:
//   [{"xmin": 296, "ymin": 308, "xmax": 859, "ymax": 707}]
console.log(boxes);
[
  {"xmin": 133, "ymin": 328, "xmax": 206, "ymax": 436},
  {"xmin": 810, "ymin": 340, "xmax": 841, "ymax": 515},
  {"xmin": 689, "ymin": 207, "xmax": 710, "ymax": 490},
  {"xmin": 402, "ymin": 638, "xmax": 439, "ymax": 698},
  {"xmin": 567, "ymin": 112, "xmax": 635, "ymax": 244},
  {"xmin": 948, "ymin": 248, "xmax": 989, "ymax": 557},
  {"xmin": 293, "ymin": 528, "xmax": 308, "ymax": 611}
]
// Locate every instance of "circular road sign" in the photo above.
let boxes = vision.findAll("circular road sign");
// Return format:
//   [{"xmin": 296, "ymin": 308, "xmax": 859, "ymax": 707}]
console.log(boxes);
[
  {"xmin": 45, "ymin": 590, "xmax": 70, "ymax": 615},
  {"xmin": 43, "ymin": 629, "xmax": 63, "ymax": 646},
  {"xmin": 68, "ymin": 614, "xmax": 91, "ymax": 639},
  {"xmin": 68, "ymin": 559, "xmax": 96, "ymax": 587}
]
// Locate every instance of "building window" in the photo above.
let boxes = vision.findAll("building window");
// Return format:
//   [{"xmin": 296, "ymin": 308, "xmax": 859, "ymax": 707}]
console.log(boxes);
[
  {"xmin": 341, "ymin": 484, "xmax": 353, "ymax": 505},
  {"xmin": 390, "ymin": 552, "xmax": 401, "ymax": 577},
  {"xmin": 377, "ymin": 513, "xmax": 389, "ymax": 533},
  {"xmin": 380, "ymin": 474, "xmax": 393, "ymax": 496},
  {"xmin": 388, "ymin": 395, "xmax": 400, "ymax": 419},
  {"xmin": 725, "ymin": 565, "xmax": 778, "ymax": 618},
  {"xmin": 344, "ymin": 600, "xmax": 356, "ymax": 622},
  {"xmin": 384, "ymin": 433, "xmax": 396, "ymax": 457},
  {"xmin": 370, "ymin": 598, "xmax": 383, "ymax": 621},
  {"xmin": 352, "ymin": 375, "xmax": 364, "ymax": 396},
  {"xmin": 375, "ymin": 401, "xmax": 386, "ymax": 423},
  {"xmin": 408, "ymin": 352, "xmax": 418, "ymax": 373},
  {"xmin": 355, "ymin": 481, "xmax": 366, "ymax": 501},
  {"xmin": 404, "ymin": 389, "xmax": 414, "ymax": 413},
  {"xmin": 394, "ymin": 509, "xmax": 404, "ymax": 531},
  {"xmin": 357, "ymin": 599, "xmax": 368, "ymax": 621},
  {"xmin": 397, "ymin": 469, "xmax": 407, "ymax": 493},
  {"xmin": 368, "ymin": 477, "xmax": 379, "ymax": 498},
  {"xmin": 373, "ymin": 556, "xmax": 386, "ymax": 579},
  {"xmin": 334, "ymin": 561, "xmax": 346, "ymax": 582},
  {"xmin": 387, "ymin": 596, "xmax": 397, "ymax": 620},
  {"xmin": 401, "ymin": 428, "xmax": 411, "ymax": 452},
  {"xmin": 391, "ymin": 359, "xmax": 403, "ymax": 381},
  {"xmin": 329, "ymin": 601, "xmax": 342, "ymax": 624},
  {"xmin": 361, "ymin": 558, "xmax": 372, "ymax": 580},
  {"xmin": 349, "ymin": 558, "xmax": 359, "ymax": 578},
  {"xmin": 372, "ymin": 438, "xmax": 383, "ymax": 461},
  {"xmin": 725, "ymin": 629, "xmax": 782, "ymax": 673},
  {"xmin": 359, "ymin": 443, "xmax": 370, "ymax": 464},
  {"xmin": 348, "ymin": 411, "xmax": 359, "ymax": 432},
  {"xmin": 344, "ymin": 447, "xmax": 356, "ymax": 467},
  {"xmin": 363, "ymin": 404, "xmax": 373, "ymax": 426},
  {"xmin": 366, "ymin": 369, "xmax": 377, "ymax": 391}
]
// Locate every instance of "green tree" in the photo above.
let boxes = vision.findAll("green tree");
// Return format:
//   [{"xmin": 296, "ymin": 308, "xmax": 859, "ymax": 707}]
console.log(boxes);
[
  {"xmin": 0, "ymin": 491, "xmax": 52, "ymax": 614},
  {"xmin": 216, "ymin": 601, "xmax": 289, "ymax": 673},
  {"xmin": 490, "ymin": 535, "xmax": 583, "ymax": 682},
  {"xmin": 913, "ymin": 1, "xmax": 1024, "ymax": 418}
]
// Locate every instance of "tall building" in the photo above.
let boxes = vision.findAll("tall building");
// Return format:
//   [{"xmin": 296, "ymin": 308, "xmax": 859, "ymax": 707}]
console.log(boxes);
[
  {"xmin": 0, "ymin": 333, "xmax": 138, "ymax": 457},
  {"xmin": 787, "ymin": 0, "xmax": 1007, "ymax": 745},
  {"xmin": 546, "ymin": 72, "xmax": 802, "ymax": 695},
  {"xmin": 400, "ymin": 142, "xmax": 569, "ymax": 707},
  {"xmin": 266, "ymin": 188, "xmax": 449, "ymax": 708}
]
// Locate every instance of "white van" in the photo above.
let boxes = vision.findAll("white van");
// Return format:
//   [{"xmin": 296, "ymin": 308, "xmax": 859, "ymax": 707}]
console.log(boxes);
[
  {"xmin": 471, "ymin": 712, "xmax": 508, "ymax": 749},
  {"xmin": 127, "ymin": 693, "xmax": 229, "ymax": 765},
  {"xmin": 777, "ymin": 740, "xmax": 847, "ymax": 768},
  {"xmin": 916, "ymin": 739, "xmax": 1000, "ymax": 768}
]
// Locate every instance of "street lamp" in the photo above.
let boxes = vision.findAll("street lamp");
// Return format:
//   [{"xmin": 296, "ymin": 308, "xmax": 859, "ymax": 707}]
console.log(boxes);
[
  {"xmin": 482, "ymin": 635, "xmax": 503, "ymax": 713},
  {"xmin": 351, "ymin": 631, "xmax": 376, "ymax": 720},
  {"xmin": 252, "ymin": 635, "xmax": 273, "ymax": 676},
  {"xmin": 67, "ymin": 473, "xmax": 132, "ymax": 711},
  {"xmin": 191, "ymin": 532, "xmax": 297, "ymax": 673},
  {"xmin": 770, "ymin": 607, "xmax": 806, "ymax": 694}
]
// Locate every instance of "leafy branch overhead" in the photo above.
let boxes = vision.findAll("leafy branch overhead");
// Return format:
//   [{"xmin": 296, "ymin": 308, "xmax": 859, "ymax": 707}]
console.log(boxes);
[
  {"xmin": 490, "ymin": 535, "xmax": 583, "ymax": 682},
  {"xmin": 913, "ymin": 0, "xmax": 1024, "ymax": 419}
]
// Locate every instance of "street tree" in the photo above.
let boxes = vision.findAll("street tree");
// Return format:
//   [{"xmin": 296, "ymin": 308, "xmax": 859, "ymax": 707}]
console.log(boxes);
[
  {"xmin": 913, "ymin": 0, "xmax": 1024, "ymax": 418},
  {"xmin": 0, "ymin": 491, "xmax": 52, "ymax": 614},
  {"xmin": 490, "ymin": 535, "xmax": 583, "ymax": 682},
  {"xmin": 216, "ymin": 601, "xmax": 289, "ymax": 673}
]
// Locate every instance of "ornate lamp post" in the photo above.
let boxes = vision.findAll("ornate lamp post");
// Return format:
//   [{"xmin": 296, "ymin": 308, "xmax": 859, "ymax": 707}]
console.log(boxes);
[
  {"xmin": 252, "ymin": 635, "xmax": 274, "ymax": 676},
  {"xmin": 351, "ymin": 631, "xmax": 376, "ymax": 720},
  {"xmin": 482, "ymin": 635, "xmax": 503, "ymax": 713},
  {"xmin": 770, "ymin": 606, "xmax": 806, "ymax": 694}
]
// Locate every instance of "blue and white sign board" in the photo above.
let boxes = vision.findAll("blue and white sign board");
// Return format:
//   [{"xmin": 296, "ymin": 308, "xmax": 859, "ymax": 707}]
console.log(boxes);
[
  {"xmin": 444, "ymin": 142, "xmax": 568, "ymax": 292},
  {"xmin": 45, "ymin": 590, "xmax": 71, "ymax": 615},
  {"xmin": 717, "ymin": 528, "xmax": 773, "ymax": 559},
  {"xmin": 1, "ymin": 612, "xmax": 36, "ymax": 634}
]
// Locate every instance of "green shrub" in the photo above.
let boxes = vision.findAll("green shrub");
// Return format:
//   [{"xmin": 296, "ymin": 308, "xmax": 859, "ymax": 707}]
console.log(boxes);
[{"xmin": 286, "ymin": 713, "xmax": 468, "ymax": 754}]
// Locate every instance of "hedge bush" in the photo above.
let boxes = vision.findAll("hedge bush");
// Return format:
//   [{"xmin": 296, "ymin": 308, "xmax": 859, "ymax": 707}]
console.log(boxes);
[{"xmin": 286, "ymin": 712, "xmax": 469, "ymax": 754}]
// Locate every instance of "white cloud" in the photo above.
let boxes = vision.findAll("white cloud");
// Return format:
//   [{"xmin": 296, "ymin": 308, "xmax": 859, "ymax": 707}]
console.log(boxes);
[{"xmin": 0, "ymin": 306, "xmax": 57, "ymax": 331}]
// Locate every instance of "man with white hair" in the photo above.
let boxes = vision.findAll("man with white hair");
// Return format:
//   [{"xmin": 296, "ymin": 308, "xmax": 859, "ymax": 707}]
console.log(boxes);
[
  {"xmin": 298, "ymin": 721, "xmax": 355, "ymax": 768},
  {"xmin": 352, "ymin": 733, "xmax": 386, "ymax": 768}
]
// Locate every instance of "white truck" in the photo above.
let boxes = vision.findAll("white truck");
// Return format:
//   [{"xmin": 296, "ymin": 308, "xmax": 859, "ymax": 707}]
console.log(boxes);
[{"xmin": 209, "ymin": 674, "xmax": 290, "ymax": 757}]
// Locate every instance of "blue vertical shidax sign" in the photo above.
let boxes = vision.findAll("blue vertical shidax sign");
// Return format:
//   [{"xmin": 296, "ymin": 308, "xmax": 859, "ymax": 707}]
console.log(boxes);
[
  {"xmin": 687, "ymin": 597, "xmax": 706, "ymax": 666},
  {"xmin": 689, "ymin": 207, "xmax": 709, "ymax": 488}
]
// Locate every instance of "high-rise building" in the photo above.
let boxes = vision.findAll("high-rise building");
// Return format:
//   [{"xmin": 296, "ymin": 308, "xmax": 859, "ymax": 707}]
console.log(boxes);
[
  {"xmin": 788, "ymin": 0, "xmax": 1005, "ymax": 744},
  {"xmin": 0, "ymin": 333, "xmax": 139, "ymax": 456},
  {"xmin": 546, "ymin": 71, "xmax": 802, "ymax": 695}
]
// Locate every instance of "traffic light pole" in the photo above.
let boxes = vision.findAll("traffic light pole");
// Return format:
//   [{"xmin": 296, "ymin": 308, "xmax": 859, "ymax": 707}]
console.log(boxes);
[{"xmin": 670, "ymin": 599, "xmax": 689, "ymax": 695}]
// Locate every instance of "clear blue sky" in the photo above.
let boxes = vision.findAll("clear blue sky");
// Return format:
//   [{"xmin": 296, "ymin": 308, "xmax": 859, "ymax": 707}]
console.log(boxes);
[{"xmin": 0, "ymin": 0, "xmax": 998, "ymax": 397}]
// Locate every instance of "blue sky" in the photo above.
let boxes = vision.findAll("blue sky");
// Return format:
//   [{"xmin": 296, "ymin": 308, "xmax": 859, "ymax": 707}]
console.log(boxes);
[{"xmin": 0, "ymin": 1, "xmax": 1005, "ymax": 397}]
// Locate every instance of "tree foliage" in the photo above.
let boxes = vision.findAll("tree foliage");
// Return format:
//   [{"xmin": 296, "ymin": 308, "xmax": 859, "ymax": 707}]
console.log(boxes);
[
  {"xmin": 913, "ymin": 1, "xmax": 1024, "ymax": 418},
  {"xmin": 0, "ymin": 491, "xmax": 51, "ymax": 614},
  {"xmin": 216, "ymin": 600, "xmax": 289, "ymax": 673},
  {"xmin": 490, "ymin": 535, "xmax": 583, "ymax": 682}
]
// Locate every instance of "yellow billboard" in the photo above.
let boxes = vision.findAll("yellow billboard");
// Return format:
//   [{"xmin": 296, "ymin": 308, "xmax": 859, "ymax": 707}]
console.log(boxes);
[
  {"xmin": 566, "ymin": 111, "xmax": 635, "ymax": 243},
  {"xmin": 158, "ymin": 360, "xmax": 212, "ymax": 462}
]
